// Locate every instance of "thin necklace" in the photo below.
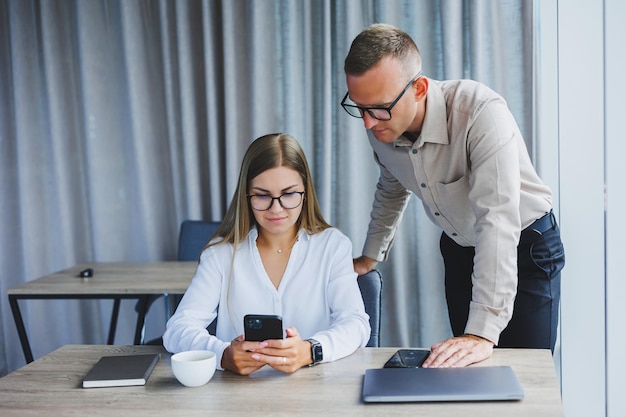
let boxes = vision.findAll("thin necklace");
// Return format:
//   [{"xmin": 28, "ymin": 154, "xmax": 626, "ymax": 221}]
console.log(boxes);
[{"xmin": 276, "ymin": 235, "xmax": 299, "ymax": 254}]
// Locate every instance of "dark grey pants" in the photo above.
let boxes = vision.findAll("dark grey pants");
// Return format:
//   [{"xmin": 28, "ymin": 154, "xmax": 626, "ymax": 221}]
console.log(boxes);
[{"xmin": 440, "ymin": 211, "xmax": 565, "ymax": 351}]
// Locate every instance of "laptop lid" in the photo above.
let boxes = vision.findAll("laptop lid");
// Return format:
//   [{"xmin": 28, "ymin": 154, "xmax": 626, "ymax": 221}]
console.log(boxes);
[{"xmin": 362, "ymin": 366, "xmax": 524, "ymax": 403}]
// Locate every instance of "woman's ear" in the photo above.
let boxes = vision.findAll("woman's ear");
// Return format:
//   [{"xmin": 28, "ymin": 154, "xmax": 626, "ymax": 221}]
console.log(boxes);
[{"xmin": 414, "ymin": 76, "xmax": 428, "ymax": 101}]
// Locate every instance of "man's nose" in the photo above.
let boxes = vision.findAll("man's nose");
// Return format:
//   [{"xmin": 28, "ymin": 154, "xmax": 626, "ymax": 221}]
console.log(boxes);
[{"xmin": 363, "ymin": 112, "xmax": 379, "ymax": 129}]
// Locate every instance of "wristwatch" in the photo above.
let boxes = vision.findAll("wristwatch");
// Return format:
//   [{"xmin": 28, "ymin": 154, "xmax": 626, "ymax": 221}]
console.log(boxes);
[{"xmin": 306, "ymin": 338, "xmax": 323, "ymax": 366}]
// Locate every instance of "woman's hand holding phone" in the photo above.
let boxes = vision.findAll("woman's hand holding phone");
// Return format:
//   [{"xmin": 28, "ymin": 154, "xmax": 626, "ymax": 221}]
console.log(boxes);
[
  {"xmin": 221, "ymin": 334, "xmax": 267, "ymax": 375},
  {"xmin": 248, "ymin": 326, "xmax": 311, "ymax": 373},
  {"xmin": 223, "ymin": 315, "xmax": 311, "ymax": 375}
]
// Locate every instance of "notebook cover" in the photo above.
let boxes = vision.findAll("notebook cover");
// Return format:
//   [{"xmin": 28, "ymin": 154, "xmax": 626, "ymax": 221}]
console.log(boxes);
[{"xmin": 82, "ymin": 353, "xmax": 160, "ymax": 388}]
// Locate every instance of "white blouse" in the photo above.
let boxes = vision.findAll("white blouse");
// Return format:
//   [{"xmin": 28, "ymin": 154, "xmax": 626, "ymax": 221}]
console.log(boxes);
[{"xmin": 163, "ymin": 227, "xmax": 371, "ymax": 370}]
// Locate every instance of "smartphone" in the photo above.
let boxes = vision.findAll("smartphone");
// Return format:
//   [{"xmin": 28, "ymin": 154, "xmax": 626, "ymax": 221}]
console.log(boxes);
[
  {"xmin": 383, "ymin": 349, "xmax": 430, "ymax": 368},
  {"xmin": 243, "ymin": 314, "xmax": 284, "ymax": 341}
]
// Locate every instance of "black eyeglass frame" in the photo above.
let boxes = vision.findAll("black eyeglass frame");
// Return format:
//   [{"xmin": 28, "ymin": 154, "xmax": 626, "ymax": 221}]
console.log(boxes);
[
  {"xmin": 341, "ymin": 71, "xmax": 423, "ymax": 121},
  {"xmin": 247, "ymin": 191, "xmax": 305, "ymax": 211}
]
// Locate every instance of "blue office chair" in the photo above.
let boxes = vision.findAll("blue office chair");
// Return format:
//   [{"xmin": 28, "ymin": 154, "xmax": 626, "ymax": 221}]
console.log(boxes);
[
  {"xmin": 357, "ymin": 269, "xmax": 383, "ymax": 347},
  {"xmin": 176, "ymin": 220, "xmax": 220, "ymax": 335},
  {"xmin": 138, "ymin": 220, "xmax": 220, "ymax": 344},
  {"xmin": 177, "ymin": 220, "xmax": 221, "ymax": 262}
]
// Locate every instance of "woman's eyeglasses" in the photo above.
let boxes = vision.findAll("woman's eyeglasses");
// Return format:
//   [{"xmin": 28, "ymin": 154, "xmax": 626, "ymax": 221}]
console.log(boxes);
[{"xmin": 247, "ymin": 191, "xmax": 305, "ymax": 211}]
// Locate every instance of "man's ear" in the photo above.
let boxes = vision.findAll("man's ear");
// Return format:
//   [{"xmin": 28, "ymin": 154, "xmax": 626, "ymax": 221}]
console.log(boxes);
[{"xmin": 414, "ymin": 76, "xmax": 428, "ymax": 101}]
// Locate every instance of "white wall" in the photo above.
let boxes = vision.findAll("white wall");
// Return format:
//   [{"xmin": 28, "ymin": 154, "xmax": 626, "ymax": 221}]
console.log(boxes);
[
  {"xmin": 558, "ymin": 1, "xmax": 606, "ymax": 416},
  {"xmin": 538, "ymin": 1, "xmax": 626, "ymax": 416},
  {"xmin": 604, "ymin": 1, "xmax": 626, "ymax": 416}
]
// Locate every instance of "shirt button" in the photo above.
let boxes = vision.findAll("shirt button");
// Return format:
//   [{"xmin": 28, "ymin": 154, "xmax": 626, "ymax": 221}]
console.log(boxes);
[
  {"xmin": 434, "ymin": 212, "xmax": 440, "ymax": 216},
  {"xmin": 412, "ymin": 149, "xmax": 418, "ymax": 154},
  {"xmin": 452, "ymin": 233, "xmax": 458, "ymax": 236},
  {"xmin": 420, "ymin": 183, "xmax": 426, "ymax": 188}
]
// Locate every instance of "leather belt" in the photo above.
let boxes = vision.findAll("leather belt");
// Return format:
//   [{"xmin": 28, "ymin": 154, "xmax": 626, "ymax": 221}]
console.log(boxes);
[{"xmin": 523, "ymin": 210, "xmax": 557, "ymax": 237}]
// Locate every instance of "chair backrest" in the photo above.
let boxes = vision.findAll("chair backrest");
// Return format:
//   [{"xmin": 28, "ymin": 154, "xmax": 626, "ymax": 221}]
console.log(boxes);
[
  {"xmin": 178, "ymin": 220, "xmax": 221, "ymax": 261},
  {"xmin": 177, "ymin": 220, "xmax": 221, "ymax": 334},
  {"xmin": 357, "ymin": 269, "xmax": 383, "ymax": 347}
]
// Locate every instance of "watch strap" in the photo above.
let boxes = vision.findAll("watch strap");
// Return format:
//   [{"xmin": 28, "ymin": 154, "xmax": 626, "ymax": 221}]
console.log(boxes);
[{"xmin": 306, "ymin": 338, "xmax": 323, "ymax": 366}]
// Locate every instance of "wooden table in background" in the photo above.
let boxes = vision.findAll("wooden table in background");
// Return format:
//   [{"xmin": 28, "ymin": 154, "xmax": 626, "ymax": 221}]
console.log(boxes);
[
  {"xmin": 7, "ymin": 262, "xmax": 196, "ymax": 363},
  {"xmin": 0, "ymin": 345, "xmax": 563, "ymax": 417}
]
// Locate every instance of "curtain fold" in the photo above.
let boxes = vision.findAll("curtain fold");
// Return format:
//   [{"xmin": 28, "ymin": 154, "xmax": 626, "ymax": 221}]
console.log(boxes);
[{"xmin": 0, "ymin": 0, "xmax": 534, "ymax": 375}]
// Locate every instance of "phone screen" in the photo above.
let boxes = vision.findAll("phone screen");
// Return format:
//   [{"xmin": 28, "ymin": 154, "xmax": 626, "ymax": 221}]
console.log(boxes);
[
  {"xmin": 243, "ymin": 314, "xmax": 284, "ymax": 341},
  {"xmin": 383, "ymin": 349, "xmax": 430, "ymax": 368}
]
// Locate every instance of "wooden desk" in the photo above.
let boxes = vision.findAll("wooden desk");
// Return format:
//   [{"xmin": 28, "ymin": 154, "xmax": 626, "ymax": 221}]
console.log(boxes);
[
  {"xmin": 7, "ymin": 262, "xmax": 196, "ymax": 363},
  {"xmin": 0, "ymin": 345, "xmax": 563, "ymax": 417}
]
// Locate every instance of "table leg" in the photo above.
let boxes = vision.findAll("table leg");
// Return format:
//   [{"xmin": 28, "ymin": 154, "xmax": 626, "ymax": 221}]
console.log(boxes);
[
  {"xmin": 134, "ymin": 295, "xmax": 150, "ymax": 344},
  {"xmin": 107, "ymin": 298, "xmax": 121, "ymax": 344},
  {"xmin": 8, "ymin": 295, "xmax": 34, "ymax": 364}
]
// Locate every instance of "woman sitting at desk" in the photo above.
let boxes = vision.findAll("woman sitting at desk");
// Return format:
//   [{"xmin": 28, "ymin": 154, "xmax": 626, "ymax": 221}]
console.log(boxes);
[{"xmin": 163, "ymin": 133, "xmax": 370, "ymax": 375}]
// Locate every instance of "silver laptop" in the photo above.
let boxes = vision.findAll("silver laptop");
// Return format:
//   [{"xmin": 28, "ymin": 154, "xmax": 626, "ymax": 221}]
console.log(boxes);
[{"xmin": 362, "ymin": 366, "xmax": 524, "ymax": 403}]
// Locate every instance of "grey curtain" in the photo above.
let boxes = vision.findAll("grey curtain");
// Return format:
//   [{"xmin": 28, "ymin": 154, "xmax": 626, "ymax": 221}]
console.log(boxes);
[{"xmin": 0, "ymin": 0, "xmax": 533, "ymax": 375}]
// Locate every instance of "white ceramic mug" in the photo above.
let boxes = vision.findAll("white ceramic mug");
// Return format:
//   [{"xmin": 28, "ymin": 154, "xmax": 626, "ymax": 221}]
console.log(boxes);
[{"xmin": 171, "ymin": 350, "xmax": 216, "ymax": 387}]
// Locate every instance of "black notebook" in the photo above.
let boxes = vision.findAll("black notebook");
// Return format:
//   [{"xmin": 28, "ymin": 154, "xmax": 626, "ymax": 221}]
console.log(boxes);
[{"xmin": 82, "ymin": 353, "xmax": 160, "ymax": 388}]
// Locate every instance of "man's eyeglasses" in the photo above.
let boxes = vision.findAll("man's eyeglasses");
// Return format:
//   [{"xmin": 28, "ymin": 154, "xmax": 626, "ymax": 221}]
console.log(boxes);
[
  {"xmin": 247, "ymin": 191, "xmax": 305, "ymax": 211},
  {"xmin": 341, "ymin": 71, "xmax": 423, "ymax": 121}
]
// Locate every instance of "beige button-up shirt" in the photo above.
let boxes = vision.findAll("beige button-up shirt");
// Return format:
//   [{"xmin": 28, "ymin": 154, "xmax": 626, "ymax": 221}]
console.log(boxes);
[{"xmin": 363, "ymin": 78, "xmax": 553, "ymax": 344}]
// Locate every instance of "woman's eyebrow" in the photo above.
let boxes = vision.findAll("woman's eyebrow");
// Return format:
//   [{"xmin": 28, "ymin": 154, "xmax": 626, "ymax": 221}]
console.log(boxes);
[{"xmin": 250, "ymin": 184, "xmax": 300, "ymax": 193}]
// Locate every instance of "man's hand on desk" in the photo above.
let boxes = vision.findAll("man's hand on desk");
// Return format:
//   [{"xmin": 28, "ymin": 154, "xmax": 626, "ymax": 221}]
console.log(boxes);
[
  {"xmin": 421, "ymin": 334, "xmax": 494, "ymax": 368},
  {"xmin": 222, "ymin": 327, "xmax": 311, "ymax": 375}
]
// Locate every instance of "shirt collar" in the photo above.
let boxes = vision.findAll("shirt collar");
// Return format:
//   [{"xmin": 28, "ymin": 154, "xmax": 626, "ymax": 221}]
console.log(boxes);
[
  {"xmin": 393, "ymin": 78, "xmax": 450, "ymax": 148},
  {"xmin": 249, "ymin": 225, "xmax": 310, "ymax": 242}
]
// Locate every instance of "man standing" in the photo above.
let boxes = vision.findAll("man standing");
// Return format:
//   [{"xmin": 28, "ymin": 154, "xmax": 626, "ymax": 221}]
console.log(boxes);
[{"xmin": 342, "ymin": 23, "xmax": 564, "ymax": 367}]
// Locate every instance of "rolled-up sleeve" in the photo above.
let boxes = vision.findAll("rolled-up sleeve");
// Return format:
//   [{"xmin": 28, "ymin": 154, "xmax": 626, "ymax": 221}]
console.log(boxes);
[{"xmin": 362, "ymin": 151, "xmax": 413, "ymax": 262}]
